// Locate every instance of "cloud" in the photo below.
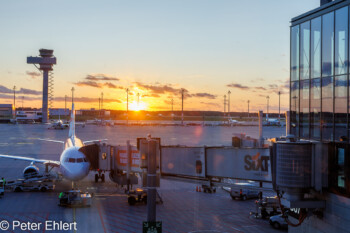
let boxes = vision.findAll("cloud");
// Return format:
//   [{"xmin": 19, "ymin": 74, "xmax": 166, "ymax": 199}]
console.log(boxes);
[
  {"xmin": 19, "ymin": 88, "xmax": 42, "ymax": 95},
  {"xmin": 190, "ymin": 93, "xmax": 216, "ymax": 99},
  {"xmin": 74, "ymin": 81, "xmax": 123, "ymax": 89},
  {"xmin": 143, "ymin": 93, "xmax": 161, "ymax": 98},
  {"xmin": 75, "ymin": 81, "xmax": 102, "ymax": 88},
  {"xmin": 54, "ymin": 96, "xmax": 121, "ymax": 103},
  {"xmin": 85, "ymin": 74, "xmax": 119, "ymax": 81},
  {"xmin": 26, "ymin": 71, "xmax": 41, "ymax": 79},
  {"xmin": 104, "ymin": 82, "xmax": 116, "ymax": 88},
  {"xmin": 134, "ymin": 82, "xmax": 185, "ymax": 94},
  {"xmin": 0, "ymin": 85, "xmax": 41, "ymax": 95},
  {"xmin": 268, "ymin": 84, "xmax": 278, "ymax": 89},
  {"xmin": 255, "ymin": 86, "xmax": 267, "ymax": 91},
  {"xmin": 0, "ymin": 93, "xmax": 41, "ymax": 101},
  {"xmin": 0, "ymin": 85, "xmax": 13, "ymax": 94},
  {"xmin": 104, "ymin": 82, "xmax": 124, "ymax": 89},
  {"xmin": 227, "ymin": 83, "xmax": 250, "ymax": 90}
]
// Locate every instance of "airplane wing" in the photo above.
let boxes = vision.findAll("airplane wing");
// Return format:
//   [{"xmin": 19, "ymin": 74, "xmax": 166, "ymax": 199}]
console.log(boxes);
[
  {"xmin": 37, "ymin": 138, "xmax": 65, "ymax": 144},
  {"xmin": 83, "ymin": 139, "xmax": 108, "ymax": 144},
  {"xmin": 0, "ymin": 154, "xmax": 60, "ymax": 167}
]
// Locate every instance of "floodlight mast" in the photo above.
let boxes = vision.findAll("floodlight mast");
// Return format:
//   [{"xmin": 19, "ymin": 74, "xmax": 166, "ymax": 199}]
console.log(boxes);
[{"xmin": 27, "ymin": 49, "xmax": 57, "ymax": 123}]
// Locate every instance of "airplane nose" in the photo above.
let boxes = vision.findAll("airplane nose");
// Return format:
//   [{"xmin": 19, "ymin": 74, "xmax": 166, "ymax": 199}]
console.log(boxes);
[{"xmin": 63, "ymin": 164, "xmax": 89, "ymax": 181}]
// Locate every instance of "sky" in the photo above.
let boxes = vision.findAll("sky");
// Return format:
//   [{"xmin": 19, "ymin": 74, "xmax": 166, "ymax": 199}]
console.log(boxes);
[{"xmin": 0, "ymin": 0, "xmax": 320, "ymax": 112}]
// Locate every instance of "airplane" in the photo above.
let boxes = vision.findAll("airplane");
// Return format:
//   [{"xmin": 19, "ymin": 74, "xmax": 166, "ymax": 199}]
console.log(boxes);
[
  {"xmin": 0, "ymin": 103, "xmax": 105, "ymax": 185},
  {"xmin": 228, "ymin": 118, "xmax": 243, "ymax": 126},
  {"xmin": 264, "ymin": 118, "xmax": 281, "ymax": 126},
  {"xmin": 48, "ymin": 119, "xmax": 69, "ymax": 130}
]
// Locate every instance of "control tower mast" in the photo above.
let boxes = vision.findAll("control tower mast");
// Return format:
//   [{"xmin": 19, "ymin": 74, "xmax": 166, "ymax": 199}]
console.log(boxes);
[{"xmin": 27, "ymin": 49, "xmax": 57, "ymax": 123}]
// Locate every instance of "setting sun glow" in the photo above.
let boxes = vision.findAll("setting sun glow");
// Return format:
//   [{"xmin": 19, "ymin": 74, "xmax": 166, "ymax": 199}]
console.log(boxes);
[{"xmin": 129, "ymin": 101, "xmax": 147, "ymax": 111}]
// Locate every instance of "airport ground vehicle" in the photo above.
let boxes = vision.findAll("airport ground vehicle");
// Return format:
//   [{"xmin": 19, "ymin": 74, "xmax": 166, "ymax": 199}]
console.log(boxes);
[
  {"xmin": 230, "ymin": 184, "xmax": 260, "ymax": 200},
  {"xmin": 202, "ymin": 184, "xmax": 216, "ymax": 193},
  {"xmin": 7, "ymin": 176, "xmax": 55, "ymax": 192},
  {"xmin": 0, "ymin": 180, "xmax": 4, "ymax": 197},
  {"xmin": 254, "ymin": 196, "xmax": 281, "ymax": 219},
  {"xmin": 269, "ymin": 214, "xmax": 288, "ymax": 229},
  {"xmin": 58, "ymin": 190, "xmax": 92, "ymax": 207},
  {"xmin": 127, "ymin": 188, "xmax": 163, "ymax": 206}
]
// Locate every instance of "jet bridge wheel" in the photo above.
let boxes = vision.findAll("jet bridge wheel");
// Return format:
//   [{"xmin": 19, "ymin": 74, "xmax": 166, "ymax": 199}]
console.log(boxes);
[
  {"xmin": 94, "ymin": 173, "xmax": 105, "ymax": 183},
  {"xmin": 128, "ymin": 196, "xmax": 136, "ymax": 205}
]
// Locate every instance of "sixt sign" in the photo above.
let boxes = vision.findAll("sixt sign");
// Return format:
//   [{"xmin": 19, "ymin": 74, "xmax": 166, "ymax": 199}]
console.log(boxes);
[
  {"xmin": 244, "ymin": 152, "xmax": 269, "ymax": 172},
  {"xmin": 206, "ymin": 148, "xmax": 272, "ymax": 182}
]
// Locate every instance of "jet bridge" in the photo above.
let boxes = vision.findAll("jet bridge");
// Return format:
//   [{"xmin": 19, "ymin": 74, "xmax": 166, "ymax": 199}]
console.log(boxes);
[{"xmin": 83, "ymin": 136, "xmax": 272, "ymax": 186}]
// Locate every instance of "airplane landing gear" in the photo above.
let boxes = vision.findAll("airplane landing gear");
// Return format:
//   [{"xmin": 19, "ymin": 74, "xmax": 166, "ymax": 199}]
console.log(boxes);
[{"xmin": 94, "ymin": 170, "xmax": 105, "ymax": 183}]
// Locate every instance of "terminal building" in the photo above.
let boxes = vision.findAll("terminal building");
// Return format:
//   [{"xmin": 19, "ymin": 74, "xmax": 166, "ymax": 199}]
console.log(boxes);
[
  {"xmin": 0, "ymin": 104, "xmax": 14, "ymax": 122},
  {"xmin": 287, "ymin": 0, "xmax": 350, "ymax": 232}
]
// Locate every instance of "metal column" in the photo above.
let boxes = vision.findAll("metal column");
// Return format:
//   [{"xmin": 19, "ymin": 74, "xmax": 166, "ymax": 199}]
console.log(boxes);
[
  {"xmin": 147, "ymin": 140, "xmax": 157, "ymax": 222},
  {"xmin": 42, "ymin": 70, "xmax": 49, "ymax": 123}
]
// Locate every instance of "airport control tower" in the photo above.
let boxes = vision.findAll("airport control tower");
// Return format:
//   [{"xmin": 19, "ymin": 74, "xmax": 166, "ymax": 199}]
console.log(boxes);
[{"xmin": 27, "ymin": 49, "xmax": 57, "ymax": 123}]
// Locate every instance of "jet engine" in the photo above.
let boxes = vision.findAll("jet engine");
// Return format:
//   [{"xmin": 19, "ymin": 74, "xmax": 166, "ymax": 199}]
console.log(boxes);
[{"xmin": 23, "ymin": 165, "xmax": 39, "ymax": 179}]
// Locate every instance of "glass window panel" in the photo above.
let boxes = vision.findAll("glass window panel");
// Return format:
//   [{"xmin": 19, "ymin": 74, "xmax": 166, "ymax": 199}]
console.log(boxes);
[
  {"xmin": 335, "ymin": 7, "xmax": 348, "ymax": 75},
  {"xmin": 337, "ymin": 148, "xmax": 345, "ymax": 188},
  {"xmin": 322, "ymin": 12, "xmax": 334, "ymax": 77},
  {"xmin": 322, "ymin": 76, "xmax": 334, "ymax": 140},
  {"xmin": 300, "ymin": 22, "xmax": 310, "ymax": 80},
  {"xmin": 291, "ymin": 81, "xmax": 299, "ymax": 137},
  {"xmin": 311, "ymin": 78, "xmax": 321, "ymax": 139},
  {"xmin": 335, "ymin": 75, "xmax": 347, "ymax": 141},
  {"xmin": 311, "ymin": 17, "xmax": 321, "ymax": 79},
  {"xmin": 291, "ymin": 26, "xmax": 300, "ymax": 81},
  {"xmin": 300, "ymin": 80, "xmax": 310, "ymax": 138}
]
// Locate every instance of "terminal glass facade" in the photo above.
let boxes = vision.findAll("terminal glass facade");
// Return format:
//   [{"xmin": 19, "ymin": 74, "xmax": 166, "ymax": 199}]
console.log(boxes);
[{"xmin": 291, "ymin": 6, "xmax": 350, "ymax": 142}]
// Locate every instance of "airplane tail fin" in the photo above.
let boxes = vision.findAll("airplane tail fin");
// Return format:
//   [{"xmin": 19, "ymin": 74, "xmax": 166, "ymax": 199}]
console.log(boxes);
[{"xmin": 69, "ymin": 103, "xmax": 76, "ymax": 145}]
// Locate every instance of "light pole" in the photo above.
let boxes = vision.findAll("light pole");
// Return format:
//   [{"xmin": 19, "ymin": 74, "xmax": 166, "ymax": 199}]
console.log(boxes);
[
  {"xmin": 71, "ymin": 87, "xmax": 75, "ymax": 104},
  {"xmin": 101, "ymin": 92, "xmax": 104, "ymax": 120},
  {"xmin": 224, "ymin": 95, "xmax": 226, "ymax": 117},
  {"xmin": 181, "ymin": 89, "xmax": 184, "ymax": 125},
  {"xmin": 266, "ymin": 96, "xmax": 270, "ymax": 121},
  {"xmin": 248, "ymin": 100, "xmax": 250, "ymax": 118},
  {"xmin": 13, "ymin": 86, "xmax": 16, "ymax": 113},
  {"xmin": 22, "ymin": 96, "xmax": 24, "ymax": 109},
  {"xmin": 98, "ymin": 97, "xmax": 101, "ymax": 119},
  {"xmin": 101, "ymin": 92, "xmax": 104, "ymax": 109},
  {"xmin": 171, "ymin": 98, "xmax": 174, "ymax": 113},
  {"xmin": 278, "ymin": 91, "xmax": 281, "ymax": 121},
  {"xmin": 228, "ymin": 90, "xmax": 231, "ymax": 117},
  {"xmin": 126, "ymin": 88, "xmax": 129, "ymax": 125},
  {"xmin": 65, "ymin": 95, "xmax": 67, "ymax": 117}
]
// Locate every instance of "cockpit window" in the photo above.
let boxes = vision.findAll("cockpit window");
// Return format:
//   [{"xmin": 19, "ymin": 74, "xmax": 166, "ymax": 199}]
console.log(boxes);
[
  {"xmin": 77, "ymin": 158, "xmax": 84, "ymax": 163},
  {"xmin": 68, "ymin": 158, "xmax": 76, "ymax": 163}
]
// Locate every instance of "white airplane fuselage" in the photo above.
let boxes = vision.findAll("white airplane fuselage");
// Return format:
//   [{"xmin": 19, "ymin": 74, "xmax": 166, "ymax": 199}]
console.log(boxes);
[{"xmin": 58, "ymin": 137, "xmax": 90, "ymax": 181}]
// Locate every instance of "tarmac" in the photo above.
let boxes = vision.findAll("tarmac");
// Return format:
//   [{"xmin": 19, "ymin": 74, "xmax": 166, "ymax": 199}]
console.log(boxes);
[{"xmin": 0, "ymin": 124, "xmax": 285, "ymax": 233}]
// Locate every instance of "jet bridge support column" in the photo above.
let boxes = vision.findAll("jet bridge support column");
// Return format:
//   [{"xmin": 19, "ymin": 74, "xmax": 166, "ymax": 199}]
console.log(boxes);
[
  {"xmin": 126, "ymin": 140, "xmax": 131, "ymax": 191},
  {"xmin": 147, "ymin": 139, "xmax": 157, "ymax": 222}
]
